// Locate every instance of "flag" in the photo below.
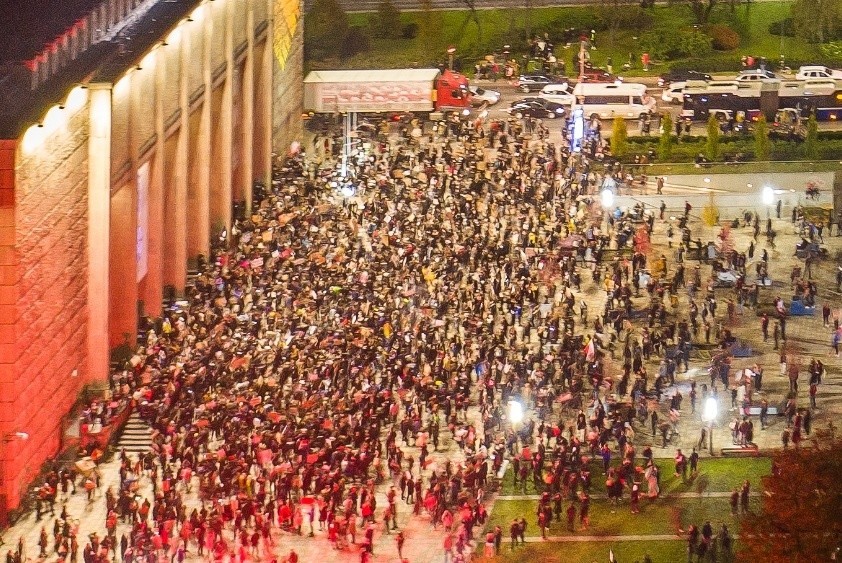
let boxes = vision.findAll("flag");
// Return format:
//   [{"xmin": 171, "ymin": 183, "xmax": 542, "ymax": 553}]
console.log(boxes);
[{"xmin": 583, "ymin": 338, "xmax": 596, "ymax": 362}]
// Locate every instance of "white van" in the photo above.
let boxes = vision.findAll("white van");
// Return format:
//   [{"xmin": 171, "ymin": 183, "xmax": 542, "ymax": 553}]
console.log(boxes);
[{"xmin": 571, "ymin": 82, "xmax": 657, "ymax": 120}]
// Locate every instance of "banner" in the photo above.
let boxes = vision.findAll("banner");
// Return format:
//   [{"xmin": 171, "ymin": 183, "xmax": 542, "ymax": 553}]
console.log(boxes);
[{"xmin": 136, "ymin": 161, "xmax": 149, "ymax": 282}]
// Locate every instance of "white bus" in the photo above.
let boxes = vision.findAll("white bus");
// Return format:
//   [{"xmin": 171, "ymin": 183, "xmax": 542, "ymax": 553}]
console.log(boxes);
[{"xmin": 571, "ymin": 82, "xmax": 657, "ymax": 120}]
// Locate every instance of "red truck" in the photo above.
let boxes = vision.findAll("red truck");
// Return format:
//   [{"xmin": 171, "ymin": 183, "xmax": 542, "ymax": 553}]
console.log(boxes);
[{"xmin": 303, "ymin": 68, "xmax": 472, "ymax": 116}]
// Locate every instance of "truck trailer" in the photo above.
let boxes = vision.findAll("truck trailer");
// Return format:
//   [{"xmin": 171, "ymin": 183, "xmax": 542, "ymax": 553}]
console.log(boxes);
[{"xmin": 303, "ymin": 68, "xmax": 471, "ymax": 115}]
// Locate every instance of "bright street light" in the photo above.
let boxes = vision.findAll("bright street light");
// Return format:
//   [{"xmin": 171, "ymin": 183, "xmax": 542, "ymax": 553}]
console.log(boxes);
[
  {"xmin": 508, "ymin": 400, "xmax": 524, "ymax": 424},
  {"xmin": 600, "ymin": 188, "xmax": 615, "ymax": 209},
  {"xmin": 702, "ymin": 397, "xmax": 717, "ymax": 455},
  {"xmin": 761, "ymin": 186, "xmax": 775, "ymax": 206},
  {"xmin": 702, "ymin": 397, "xmax": 718, "ymax": 423}
]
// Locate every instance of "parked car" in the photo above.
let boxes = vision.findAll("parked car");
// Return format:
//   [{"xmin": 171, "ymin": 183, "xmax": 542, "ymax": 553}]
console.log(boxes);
[
  {"xmin": 578, "ymin": 67, "xmax": 619, "ymax": 83},
  {"xmin": 795, "ymin": 65, "xmax": 842, "ymax": 80},
  {"xmin": 657, "ymin": 70, "xmax": 711, "ymax": 87},
  {"xmin": 735, "ymin": 69, "xmax": 776, "ymax": 81},
  {"xmin": 661, "ymin": 81, "xmax": 686, "ymax": 104},
  {"xmin": 538, "ymin": 83, "xmax": 575, "ymax": 105},
  {"xmin": 516, "ymin": 75, "xmax": 554, "ymax": 92},
  {"xmin": 469, "ymin": 85, "xmax": 501, "ymax": 106},
  {"xmin": 507, "ymin": 98, "xmax": 567, "ymax": 119}
]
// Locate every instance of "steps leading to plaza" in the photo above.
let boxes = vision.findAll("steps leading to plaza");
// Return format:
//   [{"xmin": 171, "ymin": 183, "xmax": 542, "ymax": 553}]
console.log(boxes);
[{"xmin": 116, "ymin": 412, "xmax": 153, "ymax": 455}]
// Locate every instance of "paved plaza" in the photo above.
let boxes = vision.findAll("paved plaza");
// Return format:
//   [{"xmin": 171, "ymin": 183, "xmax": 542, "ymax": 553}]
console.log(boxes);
[{"xmin": 2, "ymin": 118, "xmax": 839, "ymax": 563}]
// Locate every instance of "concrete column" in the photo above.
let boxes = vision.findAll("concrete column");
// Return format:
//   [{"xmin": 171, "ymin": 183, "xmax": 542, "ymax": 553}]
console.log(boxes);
[
  {"xmin": 261, "ymin": 0, "xmax": 274, "ymax": 186},
  {"xmin": 241, "ymin": 5, "xmax": 255, "ymax": 216},
  {"xmin": 210, "ymin": 0, "xmax": 234, "ymax": 239},
  {"xmin": 109, "ymin": 181, "xmax": 137, "ymax": 349},
  {"xmin": 187, "ymin": 16, "xmax": 212, "ymax": 260},
  {"xmin": 142, "ymin": 47, "xmax": 166, "ymax": 319},
  {"xmin": 163, "ymin": 26, "xmax": 190, "ymax": 296},
  {"xmin": 87, "ymin": 84, "xmax": 111, "ymax": 382}
]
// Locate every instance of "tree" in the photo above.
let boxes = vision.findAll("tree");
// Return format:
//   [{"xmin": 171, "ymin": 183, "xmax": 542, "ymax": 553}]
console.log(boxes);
[
  {"xmin": 305, "ymin": 0, "xmax": 349, "ymax": 60},
  {"xmin": 739, "ymin": 426, "xmax": 842, "ymax": 561},
  {"xmin": 791, "ymin": 0, "xmax": 841, "ymax": 43},
  {"xmin": 418, "ymin": 0, "xmax": 444, "ymax": 62},
  {"xmin": 705, "ymin": 115, "xmax": 720, "ymax": 161},
  {"xmin": 457, "ymin": 0, "xmax": 483, "ymax": 45},
  {"xmin": 658, "ymin": 113, "xmax": 674, "ymax": 161},
  {"xmin": 688, "ymin": 0, "xmax": 717, "ymax": 24},
  {"xmin": 753, "ymin": 115, "xmax": 770, "ymax": 161},
  {"xmin": 805, "ymin": 112, "xmax": 819, "ymax": 160},
  {"xmin": 372, "ymin": 0, "xmax": 402, "ymax": 39},
  {"xmin": 701, "ymin": 192, "xmax": 719, "ymax": 226},
  {"xmin": 611, "ymin": 117, "xmax": 628, "ymax": 157}
]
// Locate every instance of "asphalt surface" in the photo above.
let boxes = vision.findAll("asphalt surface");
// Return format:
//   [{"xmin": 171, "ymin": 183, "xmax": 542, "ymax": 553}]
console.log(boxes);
[{"xmin": 474, "ymin": 76, "xmax": 842, "ymax": 134}]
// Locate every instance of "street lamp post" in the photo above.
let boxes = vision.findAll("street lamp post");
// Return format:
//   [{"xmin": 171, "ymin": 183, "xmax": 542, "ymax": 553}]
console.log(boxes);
[
  {"xmin": 447, "ymin": 46, "xmax": 456, "ymax": 71},
  {"xmin": 762, "ymin": 185, "xmax": 775, "ymax": 219},
  {"xmin": 702, "ymin": 397, "xmax": 717, "ymax": 456}
]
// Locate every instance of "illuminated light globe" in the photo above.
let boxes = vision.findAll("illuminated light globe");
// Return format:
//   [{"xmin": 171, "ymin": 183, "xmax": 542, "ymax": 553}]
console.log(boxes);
[
  {"xmin": 702, "ymin": 396, "xmax": 718, "ymax": 423},
  {"xmin": 601, "ymin": 188, "xmax": 615, "ymax": 209},
  {"xmin": 761, "ymin": 186, "xmax": 774, "ymax": 206},
  {"xmin": 340, "ymin": 184, "xmax": 356, "ymax": 198},
  {"xmin": 508, "ymin": 401, "xmax": 524, "ymax": 424}
]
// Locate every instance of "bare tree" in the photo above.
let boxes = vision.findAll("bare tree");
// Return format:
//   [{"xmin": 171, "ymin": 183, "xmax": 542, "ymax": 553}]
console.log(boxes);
[
  {"xmin": 457, "ymin": 0, "xmax": 483, "ymax": 44},
  {"xmin": 689, "ymin": 0, "xmax": 717, "ymax": 24}
]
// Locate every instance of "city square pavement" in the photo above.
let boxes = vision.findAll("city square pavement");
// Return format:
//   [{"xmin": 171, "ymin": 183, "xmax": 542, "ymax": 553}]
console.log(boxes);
[{"xmin": 1, "ymin": 124, "xmax": 839, "ymax": 562}]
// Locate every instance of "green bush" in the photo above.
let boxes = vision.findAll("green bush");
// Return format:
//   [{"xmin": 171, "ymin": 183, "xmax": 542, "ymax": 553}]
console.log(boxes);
[
  {"xmin": 641, "ymin": 28, "xmax": 712, "ymax": 60},
  {"xmin": 371, "ymin": 0, "xmax": 402, "ymax": 39},
  {"xmin": 340, "ymin": 27, "xmax": 372, "ymax": 58},
  {"xmin": 596, "ymin": 7, "xmax": 654, "ymax": 31},
  {"xmin": 754, "ymin": 115, "xmax": 771, "ymax": 160},
  {"xmin": 659, "ymin": 113, "xmax": 674, "ymax": 160},
  {"xmin": 705, "ymin": 24, "xmax": 741, "ymax": 51},
  {"xmin": 705, "ymin": 115, "xmax": 721, "ymax": 160},
  {"xmin": 305, "ymin": 0, "xmax": 349, "ymax": 60},
  {"xmin": 768, "ymin": 18, "xmax": 795, "ymax": 37},
  {"xmin": 401, "ymin": 22, "xmax": 419, "ymax": 39},
  {"xmin": 611, "ymin": 117, "xmax": 628, "ymax": 157}
]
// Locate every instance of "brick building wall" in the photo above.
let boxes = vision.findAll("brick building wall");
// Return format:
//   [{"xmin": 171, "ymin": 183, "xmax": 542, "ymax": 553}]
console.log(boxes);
[{"xmin": 2, "ymin": 102, "xmax": 90, "ymax": 510}]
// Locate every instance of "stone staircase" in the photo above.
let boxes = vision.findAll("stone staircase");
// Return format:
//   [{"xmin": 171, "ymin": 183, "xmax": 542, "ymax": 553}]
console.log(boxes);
[{"xmin": 116, "ymin": 412, "xmax": 153, "ymax": 455}]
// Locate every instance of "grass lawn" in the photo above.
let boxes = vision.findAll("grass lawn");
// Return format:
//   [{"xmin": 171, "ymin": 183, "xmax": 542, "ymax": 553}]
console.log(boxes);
[
  {"xmin": 497, "ymin": 457, "xmax": 771, "ymax": 496},
  {"xmin": 485, "ymin": 496, "xmax": 758, "ymax": 537},
  {"xmin": 312, "ymin": 2, "xmax": 827, "ymax": 75},
  {"xmin": 481, "ymin": 539, "xmax": 690, "ymax": 563}
]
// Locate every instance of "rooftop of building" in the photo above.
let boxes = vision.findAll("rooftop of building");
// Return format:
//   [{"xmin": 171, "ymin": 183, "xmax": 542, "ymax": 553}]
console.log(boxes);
[{"xmin": 0, "ymin": 0, "xmax": 202, "ymax": 140}]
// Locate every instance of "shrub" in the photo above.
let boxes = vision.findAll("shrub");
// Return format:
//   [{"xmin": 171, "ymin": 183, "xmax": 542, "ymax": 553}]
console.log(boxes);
[
  {"xmin": 401, "ymin": 22, "xmax": 419, "ymax": 39},
  {"xmin": 641, "ymin": 28, "xmax": 712, "ymax": 60},
  {"xmin": 340, "ymin": 27, "xmax": 371, "ymax": 58},
  {"xmin": 768, "ymin": 18, "xmax": 795, "ymax": 37},
  {"xmin": 705, "ymin": 115, "xmax": 720, "ymax": 160},
  {"xmin": 611, "ymin": 117, "xmax": 628, "ymax": 157},
  {"xmin": 659, "ymin": 113, "xmax": 674, "ymax": 160},
  {"xmin": 706, "ymin": 24, "xmax": 741, "ymax": 51},
  {"xmin": 754, "ymin": 115, "xmax": 770, "ymax": 160}
]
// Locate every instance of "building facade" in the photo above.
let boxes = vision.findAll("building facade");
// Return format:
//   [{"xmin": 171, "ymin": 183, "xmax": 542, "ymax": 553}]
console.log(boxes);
[{"xmin": 0, "ymin": 0, "xmax": 303, "ymax": 522}]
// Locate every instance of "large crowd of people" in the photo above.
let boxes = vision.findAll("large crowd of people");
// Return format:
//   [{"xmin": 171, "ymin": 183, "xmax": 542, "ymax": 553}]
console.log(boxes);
[{"xmin": 9, "ymin": 107, "xmax": 822, "ymax": 563}]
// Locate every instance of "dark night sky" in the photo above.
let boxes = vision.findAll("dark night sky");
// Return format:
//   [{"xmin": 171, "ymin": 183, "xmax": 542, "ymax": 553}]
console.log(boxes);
[{"xmin": 0, "ymin": 0, "xmax": 101, "ymax": 63}]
